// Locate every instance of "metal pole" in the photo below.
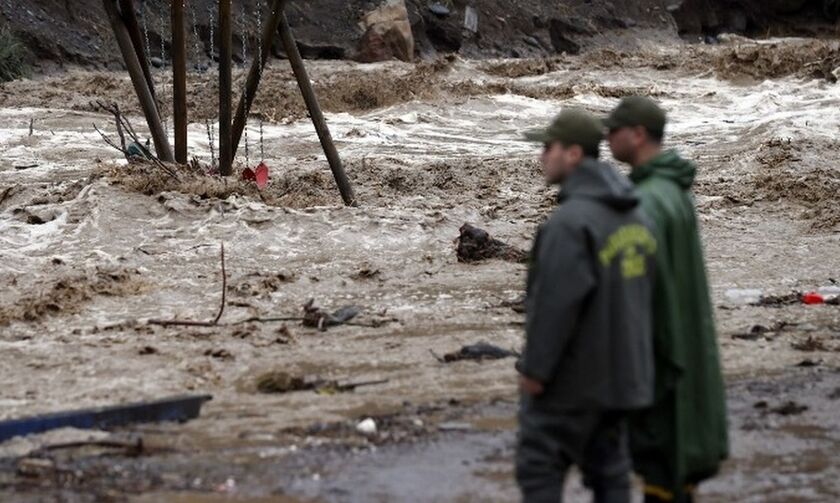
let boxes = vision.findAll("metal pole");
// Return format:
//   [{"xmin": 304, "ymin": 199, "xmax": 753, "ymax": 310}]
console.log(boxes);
[
  {"xmin": 218, "ymin": 0, "xmax": 233, "ymax": 176},
  {"xmin": 172, "ymin": 0, "xmax": 188, "ymax": 164},
  {"xmin": 278, "ymin": 11, "xmax": 356, "ymax": 206},
  {"xmin": 118, "ymin": 0, "xmax": 156, "ymax": 104},
  {"xmin": 230, "ymin": 0, "xmax": 286, "ymax": 159},
  {"xmin": 103, "ymin": 0, "xmax": 174, "ymax": 162}
]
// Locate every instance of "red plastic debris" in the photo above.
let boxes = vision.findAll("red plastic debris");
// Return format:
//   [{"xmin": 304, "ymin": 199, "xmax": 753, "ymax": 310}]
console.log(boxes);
[
  {"xmin": 802, "ymin": 292, "xmax": 824, "ymax": 305},
  {"xmin": 254, "ymin": 162, "xmax": 269, "ymax": 189}
]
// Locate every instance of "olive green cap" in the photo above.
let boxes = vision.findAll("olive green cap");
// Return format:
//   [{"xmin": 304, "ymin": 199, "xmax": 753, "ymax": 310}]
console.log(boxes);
[
  {"xmin": 603, "ymin": 96, "xmax": 666, "ymax": 137},
  {"xmin": 523, "ymin": 108, "xmax": 604, "ymax": 154}
]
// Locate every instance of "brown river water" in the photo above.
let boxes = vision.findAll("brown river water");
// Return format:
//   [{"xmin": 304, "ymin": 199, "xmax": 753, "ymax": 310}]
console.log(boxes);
[{"xmin": 0, "ymin": 37, "xmax": 839, "ymax": 501}]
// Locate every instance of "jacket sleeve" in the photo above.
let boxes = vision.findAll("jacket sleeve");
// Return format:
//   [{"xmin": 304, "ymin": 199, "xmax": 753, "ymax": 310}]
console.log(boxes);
[{"xmin": 520, "ymin": 219, "xmax": 596, "ymax": 383}]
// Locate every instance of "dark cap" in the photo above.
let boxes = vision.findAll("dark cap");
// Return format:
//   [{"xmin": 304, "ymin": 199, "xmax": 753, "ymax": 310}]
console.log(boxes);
[
  {"xmin": 603, "ymin": 96, "xmax": 666, "ymax": 138},
  {"xmin": 523, "ymin": 108, "xmax": 604, "ymax": 155}
]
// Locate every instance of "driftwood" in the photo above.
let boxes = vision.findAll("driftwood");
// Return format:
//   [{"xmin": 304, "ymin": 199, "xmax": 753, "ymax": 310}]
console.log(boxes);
[{"xmin": 456, "ymin": 223, "xmax": 527, "ymax": 263}]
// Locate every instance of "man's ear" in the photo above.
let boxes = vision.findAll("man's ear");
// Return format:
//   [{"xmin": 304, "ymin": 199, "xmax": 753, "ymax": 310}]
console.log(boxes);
[
  {"xmin": 634, "ymin": 125, "xmax": 649, "ymax": 144},
  {"xmin": 570, "ymin": 144, "xmax": 585, "ymax": 163}
]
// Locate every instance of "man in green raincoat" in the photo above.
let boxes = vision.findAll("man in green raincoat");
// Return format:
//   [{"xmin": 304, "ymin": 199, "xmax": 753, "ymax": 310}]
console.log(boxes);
[{"xmin": 605, "ymin": 96, "xmax": 729, "ymax": 503}]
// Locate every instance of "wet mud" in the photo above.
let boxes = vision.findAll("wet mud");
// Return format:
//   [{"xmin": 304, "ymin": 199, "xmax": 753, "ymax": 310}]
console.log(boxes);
[{"xmin": 1, "ymin": 36, "xmax": 840, "ymax": 501}]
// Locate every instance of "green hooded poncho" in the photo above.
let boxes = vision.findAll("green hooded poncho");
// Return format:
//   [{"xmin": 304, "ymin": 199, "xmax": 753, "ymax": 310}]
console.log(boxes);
[{"xmin": 628, "ymin": 149, "xmax": 729, "ymax": 496}]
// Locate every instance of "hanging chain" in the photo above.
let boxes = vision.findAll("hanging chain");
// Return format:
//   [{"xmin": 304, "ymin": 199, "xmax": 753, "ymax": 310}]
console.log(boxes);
[
  {"xmin": 259, "ymin": 118, "xmax": 264, "ymax": 161},
  {"xmin": 256, "ymin": 2, "xmax": 263, "ymax": 71},
  {"xmin": 257, "ymin": 2, "xmax": 264, "ymax": 162},
  {"xmin": 244, "ymin": 123, "xmax": 250, "ymax": 167},
  {"xmin": 158, "ymin": 8, "xmax": 169, "ymax": 137},
  {"xmin": 240, "ymin": 7, "xmax": 250, "ymax": 167},
  {"xmin": 142, "ymin": 1, "xmax": 151, "ymax": 69},
  {"xmin": 159, "ymin": 12, "xmax": 165, "ymax": 64},
  {"xmin": 189, "ymin": 0, "xmax": 202, "ymax": 61},
  {"xmin": 208, "ymin": 6, "xmax": 215, "ymax": 67}
]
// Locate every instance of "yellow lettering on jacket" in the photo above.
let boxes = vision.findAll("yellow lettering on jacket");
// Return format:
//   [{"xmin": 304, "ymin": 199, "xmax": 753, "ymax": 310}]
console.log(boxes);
[{"xmin": 598, "ymin": 224, "xmax": 657, "ymax": 279}]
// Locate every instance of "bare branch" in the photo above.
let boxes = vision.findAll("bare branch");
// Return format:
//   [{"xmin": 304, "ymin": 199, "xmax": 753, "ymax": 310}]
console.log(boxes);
[
  {"xmin": 93, "ymin": 123, "xmax": 129, "ymax": 157},
  {"xmin": 212, "ymin": 242, "xmax": 227, "ymax": 325}
]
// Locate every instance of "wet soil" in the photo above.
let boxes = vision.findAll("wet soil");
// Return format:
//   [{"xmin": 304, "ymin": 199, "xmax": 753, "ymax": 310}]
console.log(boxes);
[
  {"xmin": 1, "ymin": 369, "xmax": 837, "ymax": 502},
  {"xmin": 1, "ymin": 36, "xmax": 840, "ymax": 500}
]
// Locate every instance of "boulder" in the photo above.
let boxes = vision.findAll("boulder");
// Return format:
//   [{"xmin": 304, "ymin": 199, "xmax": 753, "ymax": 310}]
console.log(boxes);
[{"xmin": 355, "ymin": 0, "xmax": 415, "ymax": 63}]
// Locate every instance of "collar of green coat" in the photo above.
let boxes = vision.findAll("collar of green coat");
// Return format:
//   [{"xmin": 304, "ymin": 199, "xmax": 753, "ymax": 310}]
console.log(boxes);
[{"xmin": 630, "ymin": 149, "xmax": 697, "ymax": 189}]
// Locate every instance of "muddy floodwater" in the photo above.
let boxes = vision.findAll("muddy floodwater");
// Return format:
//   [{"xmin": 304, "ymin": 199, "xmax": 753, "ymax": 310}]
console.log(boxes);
[{"xmin": 0, "ymin": 37, "xmax": 839, "ymax": 501}]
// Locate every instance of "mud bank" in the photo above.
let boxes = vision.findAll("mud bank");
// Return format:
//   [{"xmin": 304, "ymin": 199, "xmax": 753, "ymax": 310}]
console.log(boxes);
[{"xmin": 1, "ymin": 369, "xmax": 837, "ymax": 502}]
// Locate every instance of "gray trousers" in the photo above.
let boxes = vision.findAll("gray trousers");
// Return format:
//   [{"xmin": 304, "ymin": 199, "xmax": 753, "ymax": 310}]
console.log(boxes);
[{"xmin": 516, "ymin": 398, "xmax": 632, "ymax": 503}]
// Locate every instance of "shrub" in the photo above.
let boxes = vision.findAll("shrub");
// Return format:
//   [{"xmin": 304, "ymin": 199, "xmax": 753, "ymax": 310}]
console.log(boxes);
[{"xmin": 0, "ymin": 26, "xmax": 30, "ymax": 83}]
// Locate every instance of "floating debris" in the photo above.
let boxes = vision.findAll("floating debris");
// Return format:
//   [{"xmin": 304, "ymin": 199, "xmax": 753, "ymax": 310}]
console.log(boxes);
[
  {"xmin": 433, "ymin": 342, "xmax": 519, "ymax": 363},
  {"xmin": 731, "ymin": 321, "xmax": 794, "ymax": 341},
  {"xmin": 256, "ymin": 371, "xmax": 308, "ymax": 394},
  {"xmin": 356, "ymin": 418, "xmax": 377, "ymax": 436},
  {"xmin": 752, "ymin": 292, "xmax": 802, "ymax": 307},
  {"xmin": 791, "ymin": 336, "xmax": 828, "ymax": 352},
  {"xmin": 456, "ymin": 223, "xmax": 527, "ymax": 263},
  {"xmin": 255, "ymin": 371, "xmax": 388, "ymax": 395},
  {"xmin": 802, "ymin": 292, "xmax": 825, "ymax": 305},
  {"xmin": 770, "ymin": 401, "xmax": 809, "ymax": 416},
  {"xmin": 428, "ymin": 2, "xmax": 451, "ymax": 16},
  {"xmin": 0, "ymin": 395, "xmax": 212, "ymax": 443},
  {"xmin": 499, "ymin": 296, "xmax": 526, "ymax": 313},
  {"xmin": 303, "ymin": 299, "xmax": 361, "ymax": 331}
]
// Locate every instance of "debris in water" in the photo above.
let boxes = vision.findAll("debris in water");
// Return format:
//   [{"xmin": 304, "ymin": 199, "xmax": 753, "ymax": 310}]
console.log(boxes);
[
  {"xmin": 438, "ymin": 421, "xmax": 472, "ymax": 432},
  {"xmin": 802, "ymin": 292, "xmax": 825, "ymax": 305},
  {"xmin": 256, "ymin": 371, "xmax": 308, "ymax": 393},
  {"xmin": 0, "ymin": 395, "xmax": 212, "ymax": 443},
  {"xmin": 356, "ymin": 418, "xmax": 377, "ymax": 436},
  {"xmin": 428, "ymin": 2, "xmax": 450, "ymax": 16},
  {"xmin": 204, "ymin": 348, "xmax": 234, "ymax": 360},
  {"xmin": 303, "ymin": 299, "xmax": 361, "ymax": 331},
  {"xmin": 456, "ymin": 223, "xmax": 527, "ymax": 263},
  {"xmin": 791, "ymin": 336, "xmax": 828, "ymax": 352},
  {"xmin": 725, "ymin": 288, "xmax": 762, "ymax": 305},
  {"xmin": 731, "ymin": 322, "xmax": 793, "ymax": 340},
  {"xmin": 352, "ymin": 267, "xmax": 383, "ymax": 281},
  {"xmin": 433, "ymin": 342, "xmax": 520, "ymax": 363},
  {"xmin": 499, "ymin": 296, "xmax": 526, "ymax": 313},
  {"xmin": 752, "ymin": 291, "xmax": 802, "ymax": 307},
  {"xmin": 255, "ymin": 371, "xmax": 388, "ymax": 394},
  {"xmin": 770, "ymin": 401, "xmax": 809, "ymax": 416},
  {"xmin": 16, "ymin": 458, "xmax": 58, "ymax": 478},
  {"xmin": 126, "ymin": 142, "xmax": 150, "ymax": 159}
]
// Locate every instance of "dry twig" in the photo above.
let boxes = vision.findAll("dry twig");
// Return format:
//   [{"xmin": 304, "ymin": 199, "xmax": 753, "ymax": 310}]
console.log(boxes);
[{"xmin": 149, "ymin": 242, "xmax": 227, "ymax": 327}]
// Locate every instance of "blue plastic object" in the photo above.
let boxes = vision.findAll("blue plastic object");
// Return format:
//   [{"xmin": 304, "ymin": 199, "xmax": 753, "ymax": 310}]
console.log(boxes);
[{"xmin": 0, "ymin": 394, "xmax": 212, "ymax": 444}]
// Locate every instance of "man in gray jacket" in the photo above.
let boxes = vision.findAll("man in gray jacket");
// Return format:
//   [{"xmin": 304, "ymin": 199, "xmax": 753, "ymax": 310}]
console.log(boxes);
[{"xmin": 517, "ymin": 108, "xmax": 657, "ymax": 503}]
